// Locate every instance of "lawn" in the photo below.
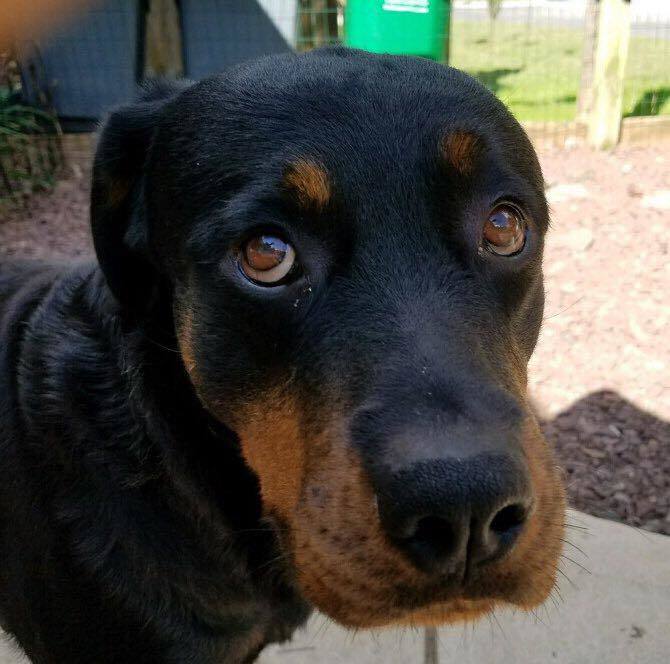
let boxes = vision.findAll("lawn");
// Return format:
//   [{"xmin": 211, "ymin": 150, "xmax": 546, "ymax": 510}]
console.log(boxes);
[{"xmin": 449, "ymin": 19, "xmax": 670, "ymax": 123}]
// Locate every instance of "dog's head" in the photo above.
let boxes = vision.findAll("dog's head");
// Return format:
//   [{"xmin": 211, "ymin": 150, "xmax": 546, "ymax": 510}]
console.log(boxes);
[{"xmin": 91, "ymin": 48, "xmax": 565, "ymax": 628}]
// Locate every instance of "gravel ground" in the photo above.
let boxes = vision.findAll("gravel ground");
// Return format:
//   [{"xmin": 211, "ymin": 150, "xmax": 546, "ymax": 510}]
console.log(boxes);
[{"xmin": 1, "ymin": 144, "xmax": 669, "ymax": 535}]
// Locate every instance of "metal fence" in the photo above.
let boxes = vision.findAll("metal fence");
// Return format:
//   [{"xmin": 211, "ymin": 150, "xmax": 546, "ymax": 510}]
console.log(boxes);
[
  {"xmin": 451, "ymin": 1, "xmax": 670, "ymax": 145},
  {"xmin": 291, "ymin": 0, "xmax": 670, "ymax": 146}
]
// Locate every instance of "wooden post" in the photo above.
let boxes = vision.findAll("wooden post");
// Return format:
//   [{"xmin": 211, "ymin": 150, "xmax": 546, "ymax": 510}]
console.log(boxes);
[
  {"xmin": 144, "ymin": 0, "xmax": 183, "ymax": 79},
  {"xmin": 424, "ymin": 627, "xmax": 439, "ymax": 664},
  {"xmin": 587, "ymin": 0, "xmax": 631, "ymax": 149},
  {"xmin": 577, "ymin": 0, "xmax": 600, "ymax": 121}
]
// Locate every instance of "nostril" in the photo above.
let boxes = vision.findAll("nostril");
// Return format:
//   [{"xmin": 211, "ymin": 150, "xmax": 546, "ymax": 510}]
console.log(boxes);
[
  {"xmin": 395, "ymin": 515, "xmax": 461, "ymax": 572},
  {"xmin": 490, "ymin": 502, "xmax": 528, "ymax": 542},
  {"xmin": 412, "ymin": 516, "xmax": 458, "ymax": 555},
  {"xmin": 374, "ymin": 454, "xmax": 533, "ymax": 573}
]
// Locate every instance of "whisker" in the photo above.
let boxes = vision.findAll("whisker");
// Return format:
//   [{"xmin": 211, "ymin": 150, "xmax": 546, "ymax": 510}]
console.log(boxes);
[
  {"xmin": 143, "ymin": 335, "xmax": 181, "ymax": 354},
  {"xmin": 560, "ymin": 554, "xmax": 591, "ymax": 575},
  {"xmin": 254, "ymin": 552, "xmax": 288, "ymax": 572},
  {"xmin": 565, "ymin": 512, "xmax": 592, "ymax": 527},
  {"xmin": 543, "ymin": 520, "xmax": 591, "ymax": 535},
  {"xmin": 490, "ymin": 610, "xmax": 508, "ymax": 642},
  {"xmin": 542, "ymin": 296, "xmax": 584, "ymax": 321},
  {"xmin": 552, "ymin": 582, "xmax": 565, "ymax": 605},
  {"xmin": 555, "ymin": 566, "xmax": 578, "ymax": 590},
  {"xmin": 312, "ymin": 614, "xmax": 332, "ymax": 642},
  {"xmin": 529, "ymin": 607, "xmax": 547, "ymax": 627},
  {"xmin": 563, "ymin": 523, "xmax": 590, "ymax": 532},
  {"xmin": 485, "ymin": 613, "xmax": 496, "ymax": 645},
  {"xmin": 559, "ymin": 537, "xmax": 588, "ymax": 558}
]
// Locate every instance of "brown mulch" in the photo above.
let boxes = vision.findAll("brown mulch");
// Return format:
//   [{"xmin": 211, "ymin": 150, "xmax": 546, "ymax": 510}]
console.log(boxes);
[
  {"xmin": 1, "ymin": 145, "xmax": 668, "ymax": 536},
  {"xmin": 542, "ymin": 390, "xmax": 669, "ymax": 535}
]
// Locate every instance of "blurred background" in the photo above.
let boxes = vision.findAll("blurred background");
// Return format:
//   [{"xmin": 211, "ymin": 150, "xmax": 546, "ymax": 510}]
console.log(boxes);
[{"xmin": 0, "ymin": 2, "xmax": 668, "ymax": 661}]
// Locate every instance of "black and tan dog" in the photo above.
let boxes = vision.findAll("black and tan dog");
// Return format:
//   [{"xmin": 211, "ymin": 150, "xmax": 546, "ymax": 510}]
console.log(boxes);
[{"xmin": 0, "ymin": 48, "xmax": 565, "ymax": 663}]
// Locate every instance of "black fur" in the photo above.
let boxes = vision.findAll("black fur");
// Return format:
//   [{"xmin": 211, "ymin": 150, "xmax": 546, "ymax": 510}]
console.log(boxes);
[{"xmin": 1, "ymin": 48, "xmax": 549, "ymax": 662}]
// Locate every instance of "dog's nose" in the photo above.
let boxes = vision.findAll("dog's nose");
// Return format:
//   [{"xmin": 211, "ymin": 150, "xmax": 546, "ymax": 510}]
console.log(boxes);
[{"xmin": 376, "ymin": 453, "xmax": 532, "ymax": 575}]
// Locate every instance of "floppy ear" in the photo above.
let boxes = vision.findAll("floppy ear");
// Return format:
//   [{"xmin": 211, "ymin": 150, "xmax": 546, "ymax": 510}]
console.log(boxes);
[{"xmin": 91, "ymin": 80, "xmax": 189, "ymax": 315}]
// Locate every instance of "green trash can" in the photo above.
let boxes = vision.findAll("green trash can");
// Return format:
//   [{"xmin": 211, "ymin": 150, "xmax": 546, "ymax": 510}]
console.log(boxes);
[{"xmin": 345, "ymin": 0, "xmax": 450, "ymax": 62}]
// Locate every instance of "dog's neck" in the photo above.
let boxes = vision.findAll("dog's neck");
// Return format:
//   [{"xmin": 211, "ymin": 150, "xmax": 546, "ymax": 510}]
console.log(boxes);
[
  {"xmin": 16, "ymin": 264, "xmax": 310, "ymax": 657},
  {"xmin": 117, "ymin": 273, "xmax": 313, "ymax": 636}
]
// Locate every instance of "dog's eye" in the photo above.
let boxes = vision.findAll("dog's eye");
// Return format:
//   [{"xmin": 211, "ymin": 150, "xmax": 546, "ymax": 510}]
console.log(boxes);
[
  {"xmin": 240, "ymin": 235, "xmax": 296, "ymax": 285},
  {"xmin": 482, "ymin": 204, "xmax": 526, "ymax": 256}
]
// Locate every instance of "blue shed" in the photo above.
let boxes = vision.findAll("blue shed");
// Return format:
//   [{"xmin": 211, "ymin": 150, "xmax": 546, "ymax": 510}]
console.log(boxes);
[
  {"xmin": 22, "ymin": 0, "xmax": 143, "ymax": 128},
  {"xmin": 180, "ymin": 0, "xmax": 293, "ymax": 80}
]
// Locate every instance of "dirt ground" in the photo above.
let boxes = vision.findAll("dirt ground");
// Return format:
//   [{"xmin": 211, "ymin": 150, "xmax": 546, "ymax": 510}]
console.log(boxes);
[
  {"xmin": 533, "ymin": 145, "xmax": 670, "ymax": 534},
  {"xmin": 1, "ymin": 144, "xmax": 669, "ymax": 535}
]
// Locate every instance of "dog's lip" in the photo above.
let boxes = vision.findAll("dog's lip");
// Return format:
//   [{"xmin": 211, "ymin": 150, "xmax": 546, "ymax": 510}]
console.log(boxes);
[
  {"xmin": 263, "ymin": 511, "xmax": 516, "ymax": 605},
  {"xmin": 391, "ymin": 581, "xmax": 464, "ymax": 609},
  {"xmin": 390, "ymin": 566, "xmax": 507, "ymax": 609}
]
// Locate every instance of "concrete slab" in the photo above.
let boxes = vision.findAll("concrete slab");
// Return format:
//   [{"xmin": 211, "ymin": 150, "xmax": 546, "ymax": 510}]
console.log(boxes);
[
  {"xmin": 1, "ymin": 511, "xmax": 668, "ymax": 663},
  {"xmin": 260, "ymin": 511, "xmax": 670, "ymax": 663},
  {"xmin": 0, "ymin": 638, "xmax": 26, "ymax": 664}
]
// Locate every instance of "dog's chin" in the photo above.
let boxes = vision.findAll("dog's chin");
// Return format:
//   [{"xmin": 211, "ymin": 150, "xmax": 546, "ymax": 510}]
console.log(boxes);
[
  {"xmin": 311, "ymin": 593, "xmax": 497, "ymax": 630},
  {"xmin": 289, "ymin": 548, "xmax": 558, "ymax": 630}
]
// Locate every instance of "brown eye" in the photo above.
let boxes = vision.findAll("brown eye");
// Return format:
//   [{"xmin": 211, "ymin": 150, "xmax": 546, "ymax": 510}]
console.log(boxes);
[
  {"xmin": 240, "ymin": 235, "xmax": 296, "ymax": 285},
  {"xmin": 482, "ymin": 205, "xmax": 527, "ymax": 256}
]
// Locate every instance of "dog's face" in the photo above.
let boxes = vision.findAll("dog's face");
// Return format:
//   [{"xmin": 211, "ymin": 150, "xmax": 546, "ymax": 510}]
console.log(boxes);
[{"xmin": 92, "ymin": 49, "xmax": 565, "ymax": 628}]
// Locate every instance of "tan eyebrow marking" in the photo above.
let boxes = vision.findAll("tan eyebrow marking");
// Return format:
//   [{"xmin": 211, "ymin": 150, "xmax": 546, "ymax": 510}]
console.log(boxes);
[
  {"xmin": 440, "ymin": 131, "xmax": 483, "ymax": 175},
  {"xmin": 283, "ymin": 158, "xmax": 331, "ymax": 210}
]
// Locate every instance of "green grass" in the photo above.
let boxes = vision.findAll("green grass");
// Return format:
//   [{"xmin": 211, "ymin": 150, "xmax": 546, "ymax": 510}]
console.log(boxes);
[{"xmin": 449, "ymin": 19, "xmax": 670, "ymax": 123}]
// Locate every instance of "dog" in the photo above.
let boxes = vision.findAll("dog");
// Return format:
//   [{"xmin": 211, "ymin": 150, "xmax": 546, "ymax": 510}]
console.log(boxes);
[{"xmin": 0, "ymin": 48, "xmax": 566, "ymax": 663}]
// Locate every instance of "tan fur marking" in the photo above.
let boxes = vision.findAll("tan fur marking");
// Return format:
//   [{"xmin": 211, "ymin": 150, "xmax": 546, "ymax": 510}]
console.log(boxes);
[
  {"xmin": 175, "ymin": 306, "xmax": 198, "ymax": 381},
  {"xmin": 107, "ymin": 177, "xmax": 131, "ymax": 208},
  {"xmin": 234, "ymin": 393, "xmax": 305, "ymax": 515},
  {"xmin": 441, "ymin": 131, "xmax": 482, "ymax": 175},
  {"xmin": 283, "ymin": 158, "xmax": 331, "ymax": 210}
]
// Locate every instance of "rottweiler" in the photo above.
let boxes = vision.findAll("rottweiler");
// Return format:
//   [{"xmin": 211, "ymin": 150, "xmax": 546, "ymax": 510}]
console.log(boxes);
[{"xmin": 0, "ymin": 48, "xmax": 565, "ymax": 663}]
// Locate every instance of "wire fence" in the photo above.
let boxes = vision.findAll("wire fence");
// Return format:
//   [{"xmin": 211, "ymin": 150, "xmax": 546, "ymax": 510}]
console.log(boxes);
[
  {"xmin": 463, "ymin": 1, "xmax": 669, "ymax": 146},
  {"xmin": 624, "ymin": 5, "xmax": 670, "ymax": 117},
  {"xmin": 291, "ymin": 0, "xmax": 670, "ymax": 144}
]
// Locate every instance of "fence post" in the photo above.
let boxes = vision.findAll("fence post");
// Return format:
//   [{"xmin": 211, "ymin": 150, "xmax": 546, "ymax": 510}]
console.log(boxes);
[
  {"xmin": 587, "ymin": 0, "xmax": 631, "ymax": 149},
  {"xmin": 577, "ymin": 0, "xmax": 600, "ymax": 121}
]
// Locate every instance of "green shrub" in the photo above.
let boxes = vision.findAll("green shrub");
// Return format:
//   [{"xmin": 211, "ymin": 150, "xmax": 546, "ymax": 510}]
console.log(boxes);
[{"xmin": 0, "ymin": 89, "xmax": 61, "ymax": 202}]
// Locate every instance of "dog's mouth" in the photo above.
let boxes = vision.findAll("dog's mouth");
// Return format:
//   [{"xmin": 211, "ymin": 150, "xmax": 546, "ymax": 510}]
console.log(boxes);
[
  {"xmin": 261, "ymin": 453, "xmax": 565, "ymax": 629},
  {"xmin": 291, "ymin": 553, "xmax": 501, "ymax": 628},
  {"xmin": 278, "ymin": 537, "xmax": 560, "ymax": 629},
  {"xmin": 229, "ymin": 392, "xmax": 566, "ymax": 629}
]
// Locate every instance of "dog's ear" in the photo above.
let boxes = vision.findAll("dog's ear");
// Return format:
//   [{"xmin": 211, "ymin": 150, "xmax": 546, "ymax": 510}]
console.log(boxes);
[{"xmin": 91, "ymin": 80, "xmax": 189, "ymax": 316}]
